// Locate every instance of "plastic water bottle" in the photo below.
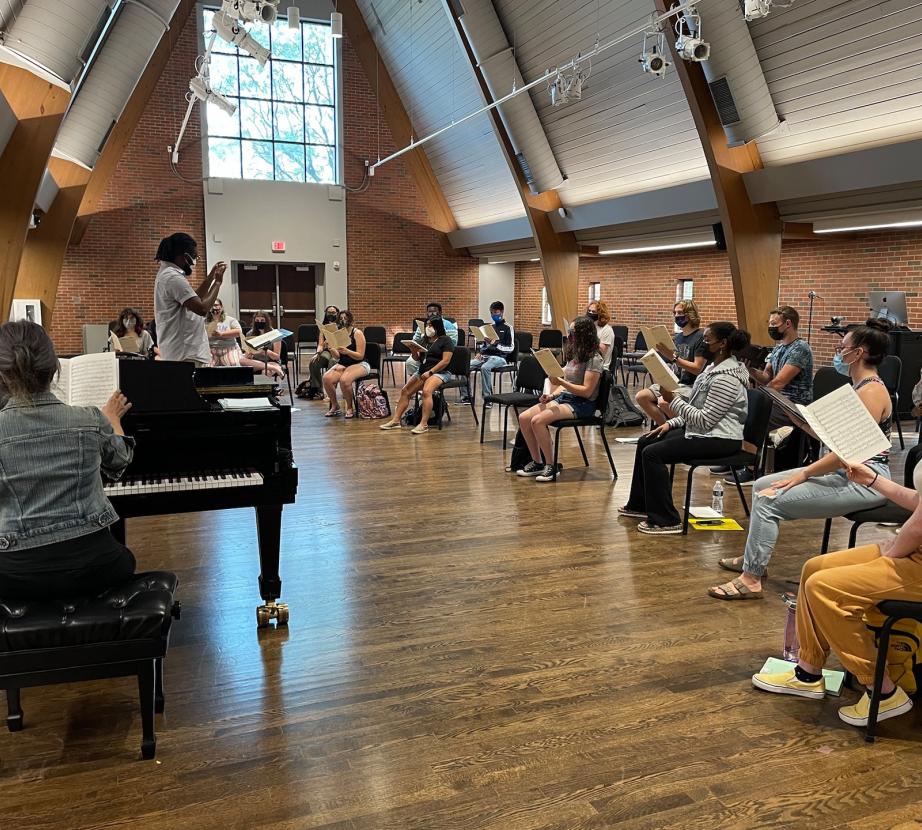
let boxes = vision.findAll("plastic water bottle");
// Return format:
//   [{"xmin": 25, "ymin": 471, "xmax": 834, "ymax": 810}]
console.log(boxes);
[
  {"xmin": 711, "ymin": 480, "xmax": 724, "ymax": 516},
  {"xmin": 782, "ymin": 592, "xmax": 799, "ymax": 662}
]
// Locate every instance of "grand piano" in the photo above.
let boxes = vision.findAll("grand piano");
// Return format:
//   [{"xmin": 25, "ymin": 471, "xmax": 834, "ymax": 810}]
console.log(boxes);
[{"xmin": 104, "ymin": 360, "xmax": 298, "ymax": 627}]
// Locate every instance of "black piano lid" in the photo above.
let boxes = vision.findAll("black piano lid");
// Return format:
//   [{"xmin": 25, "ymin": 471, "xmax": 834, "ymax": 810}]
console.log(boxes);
[{"xmin": 119, "ymin": 360, "xmax": 209, "ymax": 413}]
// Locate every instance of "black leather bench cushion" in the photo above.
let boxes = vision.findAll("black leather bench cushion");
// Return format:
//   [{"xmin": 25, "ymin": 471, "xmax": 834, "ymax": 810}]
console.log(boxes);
[{"xmin": 0, "ymin": 572, "xmax": 178, "ymax": 652}]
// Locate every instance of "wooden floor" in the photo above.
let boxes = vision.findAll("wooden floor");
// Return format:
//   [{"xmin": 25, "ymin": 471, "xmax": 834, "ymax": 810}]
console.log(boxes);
[{"xmin": 3, "ymin": 378, "xmax": 922, "ymax": 829}]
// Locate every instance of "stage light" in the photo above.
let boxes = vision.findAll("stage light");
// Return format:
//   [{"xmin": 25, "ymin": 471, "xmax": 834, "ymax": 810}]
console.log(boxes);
[
  {"xmin": 640, "ymin": 46, "xmax": 668, "ymax": 76},
  {"xmin": 675, "ymin": 34, "xmax": 710, "ymax": 61},
  {"xmin": 214, "ymin": 10, "xmax": 270, "ymax": 65},
  {"xmin": 189, "ymin": 76, "xmax": 237, "ymax": 116}
]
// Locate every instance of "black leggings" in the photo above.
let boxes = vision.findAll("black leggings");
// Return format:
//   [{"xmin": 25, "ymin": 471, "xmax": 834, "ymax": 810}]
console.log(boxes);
[{"xmin": 0, "ymin": 529, "xmax": 137, "ymax": 600}]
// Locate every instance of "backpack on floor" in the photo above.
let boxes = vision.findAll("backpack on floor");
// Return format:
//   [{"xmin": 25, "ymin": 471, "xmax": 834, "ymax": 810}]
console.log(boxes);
[
  {"xmin": 356, "ymin": 383, "xmax": 391, "ymax": 419},
  {"xmin": 505, "ymin": 429, "xmax": 561, "ymax": 473},
  {"xmin": 400, "ymin": 394, "xmax": 444, "ymax": 427},
  {"xmin": 605, "ymin": 383, "xmax": 645, "ymax": 428},
  {"xmin": 864, "ymin": 608, "xmax": 922, "ymax": 694},
  {"xmin": 295, "ymin": 380, "xmax": 312, "ymax": 399}
]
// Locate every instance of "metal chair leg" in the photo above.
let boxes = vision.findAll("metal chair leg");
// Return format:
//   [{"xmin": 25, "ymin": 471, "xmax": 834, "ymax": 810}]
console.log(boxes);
[
  {"xmin": 467, "ymin": 380, "xmax": 479, "ymax": 425},
  {"xmin": 682, "ymin": 467, "xmax": 696, "ymax": 535},
  {"xmin": 896, "ymin": 414, "xmax": 905, "ymax": 450},
  {"xmin": 848, "ymin": 520, "xmax": 863, "ymax": 549},
  {"xmin": 6, "ymin": 687, "xmax": 23, "ymax": 731},
  {"xmin": 821, "ymin": 518, "xmax": 833, "ymax": 554},
  {"xmin": 573, "ymin": 427, "xmax": 589, "ymax": 466},
  {"xmin": 866, "ymin": 617, "xmax": 897, "ymax": 742},
  {"xmin": 479, "ymin": 402, "xmax": 487, "ymax": 442},
  {"xmin": 728, "ymin": 466, "xmax": 750, "ymax": 516},
  {"xmin": 599, "ymin": 426, "xmax": 617, "ymax": 478},
  {"xmin": 552, "ymin": 427, "xmax": 563, "ymax": 481}
]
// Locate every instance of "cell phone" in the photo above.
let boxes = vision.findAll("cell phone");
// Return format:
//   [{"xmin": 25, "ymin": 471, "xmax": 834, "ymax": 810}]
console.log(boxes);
[{"xmin": 694, "ymin": 519, "xmax": 724, "ymax": 526}]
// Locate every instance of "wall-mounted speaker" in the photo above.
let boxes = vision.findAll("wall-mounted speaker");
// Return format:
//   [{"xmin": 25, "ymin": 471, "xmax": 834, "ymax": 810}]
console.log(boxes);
[{"xmin": 712, "ymin": 222, "xmax": 727, "ymax": 250}]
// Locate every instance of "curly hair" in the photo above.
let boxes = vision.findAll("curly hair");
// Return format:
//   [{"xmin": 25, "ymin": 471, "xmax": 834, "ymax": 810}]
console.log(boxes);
[
  {"xmin": 564, "ymin": 316, "xmax": 600, "ymax": 364},
  {"xmin": 674, "ymin": 299, "xmax": 701, "ymax": 328},
  {"xmin": 589, "ymin": 300, "xmax": 611, "ymax": 327}
]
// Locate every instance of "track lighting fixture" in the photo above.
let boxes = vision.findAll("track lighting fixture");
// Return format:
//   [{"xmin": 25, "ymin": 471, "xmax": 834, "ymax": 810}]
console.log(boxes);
[
  {"xmin": 639, "ymin": 18, "xmax": 670, "ymax": 77},
  {"xmin": 189, "ymin": 75, "xmax": 237, "ymax": 116},
  {"xmin": 674, "ymin": 6, "xmax": 709, "ymax": 62}
]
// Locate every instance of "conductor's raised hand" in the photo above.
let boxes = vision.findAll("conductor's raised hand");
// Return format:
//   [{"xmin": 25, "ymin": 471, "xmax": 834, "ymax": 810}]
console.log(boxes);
[{"xmin": 208, "ymin": 261, "xmax": 227, "ymax": 283}]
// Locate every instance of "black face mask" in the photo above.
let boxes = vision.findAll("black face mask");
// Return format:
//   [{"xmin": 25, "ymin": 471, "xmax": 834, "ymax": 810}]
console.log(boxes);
[
  {"xmin": 587, "ymin": 311, "xmax": 599, "ymax": 321},
  {"xmin": 254, "ymin": 321, "xmax": 267, "ymax": 331},
  {"xmin": 768, "ymin": 326, "xmax": 784, "ymax": 341},
  {"xmin": 427, "ymin": 310, "xmax": 439, "ymax": 320},
  {"xmin": 323, "ymin": 312, "xmax": 337, "ymax": 323},
  {"xmin": 675, "ymin": 315, "xmax": 689, "ymax": 327}
]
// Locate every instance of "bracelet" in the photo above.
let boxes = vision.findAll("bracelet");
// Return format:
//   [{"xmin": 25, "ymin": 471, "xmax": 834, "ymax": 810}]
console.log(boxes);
[{"xmin": 869, "ymin": 470, "xmax": 879, "ymax": 488}]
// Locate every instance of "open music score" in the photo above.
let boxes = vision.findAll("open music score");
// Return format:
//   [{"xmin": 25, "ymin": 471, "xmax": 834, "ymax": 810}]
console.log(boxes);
[
  {"xmin": 52, "ymin": 352, "xmax": 118, "ymax": 408},
  {"xmin": 639, "ymin": 349, "xmax": 679, "ymax": 392}
]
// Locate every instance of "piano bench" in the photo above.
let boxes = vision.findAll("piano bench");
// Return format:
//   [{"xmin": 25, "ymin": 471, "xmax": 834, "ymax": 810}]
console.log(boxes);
[{"xmin": 0, "ymin": 572, "xmax": 180, "ymax": 760}]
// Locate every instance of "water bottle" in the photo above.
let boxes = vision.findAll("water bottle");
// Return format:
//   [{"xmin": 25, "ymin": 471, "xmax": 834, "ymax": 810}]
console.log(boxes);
[
  {"xmin": 782, "ymin": 592, "xmax": 799, "ymax": 662},
  {"xmin": 711, "ymin": 480, "xmax": 724, "ymax": 516}
]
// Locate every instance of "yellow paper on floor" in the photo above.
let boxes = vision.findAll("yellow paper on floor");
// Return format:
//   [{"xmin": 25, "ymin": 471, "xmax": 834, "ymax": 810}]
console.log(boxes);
[{"xmin": 688, "ymin": 517, "xmax": 744, "ymax": 531}]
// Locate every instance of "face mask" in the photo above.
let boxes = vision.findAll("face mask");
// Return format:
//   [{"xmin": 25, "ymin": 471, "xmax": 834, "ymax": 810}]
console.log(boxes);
[
  {"xmin": 323, "ymin": 311, "xmax": 337, "ymax": 323},
  {"xmin": 491, "ymin": 313, "xmax": 503, "ymax": 323},
  {"xmin": 254, "ymin": 320, "xmax": 266, "ymax": 330},
  {"xmin": 122, "ymin": 317, "xmax": 134, "ymax": 328},
  {"xmin": 425, "ymin": 326, "xmax": 435, "ymax": 338},
  {"xmin": 182, "ymin": 252, "xmax": 197, "ymax": 276},
  {"xmin": 587, "ymin": 311, "xmax": 599, "ymax": 321},
  {"xmin": 767, "ymin": 325, "xmax": 784, "ymax": 341},
  {"xmin": 674, "ymin": 315, "xmax": 689, "ymax": 327},
  {"xmin": 832, "ymin": 351, "xmax": 851, "ymax": 376},
  {"xmin": 427, "ymin": 310, "xmax": 439, "ymax": 320}
]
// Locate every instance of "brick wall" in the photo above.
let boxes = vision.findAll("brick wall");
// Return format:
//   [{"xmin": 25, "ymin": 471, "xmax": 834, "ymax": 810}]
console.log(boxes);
[
  {"xmin": 341, "ymin": 40, "xmax": 478, "ymax": 342},
  {"xmin": 52, "ymin": 13, "xmax": 205, "ymax": 354},
  {"xmin": 514, "ymin": 228, "xmax": 922, "ymax": 368}
]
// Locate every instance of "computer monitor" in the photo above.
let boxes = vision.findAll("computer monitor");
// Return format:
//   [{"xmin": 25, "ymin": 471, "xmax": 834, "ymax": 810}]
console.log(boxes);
[{"xmin": 868, "ymin": 290, "xmax": 908, "ymax": 326}]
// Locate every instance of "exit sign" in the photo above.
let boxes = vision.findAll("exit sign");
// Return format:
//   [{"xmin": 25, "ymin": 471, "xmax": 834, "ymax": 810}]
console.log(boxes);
[{"xmin": 271, "ymin": 240, "xmax": 286, "ymax": 253}]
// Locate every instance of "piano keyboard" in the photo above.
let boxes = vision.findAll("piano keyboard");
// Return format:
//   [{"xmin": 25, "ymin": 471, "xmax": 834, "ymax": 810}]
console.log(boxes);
[{"xmin": 104, "ymin": 469, "xmax": 264, "ymax": 497}]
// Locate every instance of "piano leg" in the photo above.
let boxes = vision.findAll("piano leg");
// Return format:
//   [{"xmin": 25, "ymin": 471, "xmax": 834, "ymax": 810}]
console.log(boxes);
[
  {"xmin": 255, "ymin": 505, "xmax": 288, "ymax": 628},
  {"xmin": 111, "ymin": 518, "xmax": 126, "ymax": 545}
]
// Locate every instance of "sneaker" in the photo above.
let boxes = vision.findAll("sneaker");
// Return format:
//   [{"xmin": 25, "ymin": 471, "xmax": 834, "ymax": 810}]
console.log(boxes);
[
  {"xmin": 516, "ymin": 461, "xmax": 544, "ymax": 477},
  {"xmin": 617, "ymin": 506, "xmax": 647, "ymax": 518},
  {"xmin": 410, "ymin": 424, "xmax": 429, "ymax": 435},
  {"xmin": 725, "ymin": 468, "xmax": 755, "ymax": 486},
  {"xmin": 751, "ymin": 667, "xmax": 825, "ymax": 700},
  {"xmin": 709, "ymin": 465, "xmax": 731, "ymax": 475},
  {"xmin": 484, "ymin": 402, "xmax": 493, "ymax": 409},
  {"xmin": 459, "ymin": 395, "xmax": 473, "ymax": 404},
  {"xmin": 637, "ymin": 521, "xmax": 683, "ymax": 535},
  {"xmin": 535, "ymin": 465, "xmax": 557, "ymax": 482},
  {"xmin": 837, "ymin": 687, "xmax": 913, "ymax": 727},
  {"xmin": 379, "ymin": 420, "xmax": 401, "ymax": 430}
]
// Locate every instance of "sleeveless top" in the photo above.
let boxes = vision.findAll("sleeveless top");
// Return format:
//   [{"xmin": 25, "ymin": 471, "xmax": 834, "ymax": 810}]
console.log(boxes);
[
  {"xmin": 855, "ymin": 375, "xmax": 892, "ymax": 465},
  {"xmin": 337, "ymin": 328, "xmax": 360, "ymax": 367}
]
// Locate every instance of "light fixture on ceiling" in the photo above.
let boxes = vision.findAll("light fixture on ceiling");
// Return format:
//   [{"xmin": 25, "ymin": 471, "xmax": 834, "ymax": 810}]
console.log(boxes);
[
  {"xmin": 743, "ymin": 0, "xmax": 772, "ymax": 20},
  {"xmin": 224, "ymin": 0, "xmax": 279, "ymax": 23},
  {"xmin": 287, "ymin": 5, "xmax": 300, "ymax": 28},
  {"xmin": 331, "ymin": 10, "xmax": 343, "ymax": 38},
  {"xmin": 639, "ymin": 16, "xmax": 670, "ymax": 78},
  {"xmin": 599, "ymin": 240, "xmax": 716, "ymax": 255},
  {"xmin": 548, "ymin": 58, "xmax": 590, "ymax": 106},
  {"xmin": 674, "ymin": 7, "xmax": 709, "ymax": 62},
  {"xmin": 813, "ymin": 213, "xmax": 922, "ymax": 234},
  {"xmin": 189, "ymin": 75, "xmax": 237, "ymax": 116},
  {"xmin": 214, "ymin": 9, "xmax": 270, "ymax": 65}
]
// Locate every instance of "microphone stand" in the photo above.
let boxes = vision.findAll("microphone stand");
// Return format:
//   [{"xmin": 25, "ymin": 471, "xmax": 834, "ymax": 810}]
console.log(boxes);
[{"xmin": 806, "ymin": 290, "xmax": 821, "ymax": 345}]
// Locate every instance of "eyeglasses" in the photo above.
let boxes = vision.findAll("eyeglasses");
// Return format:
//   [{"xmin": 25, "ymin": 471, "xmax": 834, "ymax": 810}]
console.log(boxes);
[{"xmin": 835, "ymin": 344, "xmax": 858, "ymax": 355}]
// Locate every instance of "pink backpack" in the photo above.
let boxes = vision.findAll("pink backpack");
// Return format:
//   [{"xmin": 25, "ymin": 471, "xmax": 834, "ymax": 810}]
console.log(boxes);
[{"xmin": 356, "ymin": 383, "xmax": 391, "ymax": 419}]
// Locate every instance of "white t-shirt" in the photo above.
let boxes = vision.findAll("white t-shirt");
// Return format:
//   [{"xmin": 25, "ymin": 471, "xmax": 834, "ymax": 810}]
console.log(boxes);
[
  {"xmin": 208, "ymin": 316, "xmax": 242, "ymax": 352},
  {"xmin": 596, "ymin": 323, "xmax": 615, "ymax": 370},
  {"xmin": 154, "ymin": 262, "xmax": 210, "ymax": 364}
]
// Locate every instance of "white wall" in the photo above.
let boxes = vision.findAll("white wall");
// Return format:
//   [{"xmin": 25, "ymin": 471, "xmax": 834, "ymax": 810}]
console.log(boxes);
[
  {"xmin": 203, "ymin": 178, "xmax": 347, "ymax": 318},
  {"xmin": 478, "ymin": 262, "xmax": 515, "ymax": 323}
]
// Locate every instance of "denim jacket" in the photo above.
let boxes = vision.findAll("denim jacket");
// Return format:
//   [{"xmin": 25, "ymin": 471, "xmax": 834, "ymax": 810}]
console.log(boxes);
[{"xmin": 0, "ymin": 393, "xmax": 134, "ymax": 551}]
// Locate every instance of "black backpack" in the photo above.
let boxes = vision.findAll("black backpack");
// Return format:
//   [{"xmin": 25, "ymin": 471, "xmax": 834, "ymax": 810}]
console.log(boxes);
[
  {"xmin": 401, "ymin": 393, "xmax": 445, "ymax": 427},
  {"xmin": 605, "ymin": 383, "xmax": 645, "ymax": 427}
]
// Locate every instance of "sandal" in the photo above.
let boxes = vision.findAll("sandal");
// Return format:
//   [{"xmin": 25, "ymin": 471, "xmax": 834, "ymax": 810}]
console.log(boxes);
[
  {"xmin": 708, "ymin": 577, "xmax": 763, "ymax": 601},
  {"xmin": 718, "ymin": 557, "xmax": 767, "ymax": 577},
  {"xmin": 343, "ymin": 411, "xmax": 355, "ymax": 419},
  {"xmin": 324, "ymin": 408, "xmax": 342, "ymax": 417}
]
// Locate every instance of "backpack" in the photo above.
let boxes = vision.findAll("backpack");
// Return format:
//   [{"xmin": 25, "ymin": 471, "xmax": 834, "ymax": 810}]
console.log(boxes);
[
  {"xmin": 864, "ymin": 608, "xmax": 922, "ymax": 694},
  {"xmin": 605, "ymin": 383, "xmax": 645, "ymax": 427},
  {"xmin": 295, "ymin": 380, "xmax": 312, "ymax": 399},
  {"xmin": 505, "ymin": 429, "xmax": 562, "ymax": 473},
  {"xmin": 400, "ymin": 393, "xmax": 444, "ymax": 427},
  {"xmin": 356, "ymin": 383, "xmax": 391, "ymax": 419}
]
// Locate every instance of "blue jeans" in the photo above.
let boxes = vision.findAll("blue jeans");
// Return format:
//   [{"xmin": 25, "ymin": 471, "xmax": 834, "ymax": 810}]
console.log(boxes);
[
  {"xmin": 471, "ymin": 355, "xmax": 507, "ymax": 397},
  {"xmin": 742, "ymin": 465, "xmax": 890, "ymax": 577}
]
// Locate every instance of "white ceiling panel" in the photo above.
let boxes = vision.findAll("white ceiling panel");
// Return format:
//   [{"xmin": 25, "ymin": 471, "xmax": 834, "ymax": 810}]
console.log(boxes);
[{"xmin": 355, "ymin": 0, "xmax": 523, "ymax": 228}]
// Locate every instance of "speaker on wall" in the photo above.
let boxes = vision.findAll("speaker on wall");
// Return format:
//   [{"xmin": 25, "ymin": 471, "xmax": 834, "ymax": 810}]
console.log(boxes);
[{"xmin": 712, "ymin": 222, "xmax": 727, "ymax": 250}]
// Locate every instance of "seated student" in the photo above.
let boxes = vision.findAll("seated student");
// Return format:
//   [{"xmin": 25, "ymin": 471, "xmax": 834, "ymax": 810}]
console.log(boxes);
[
  {"xmin": 587, "ymin": 300, "xmax": 615, "ymax": 371},
  {"xmin": 0, "ymin": 321, "xmax": 137, "ymax": 599},
  {"xmin": 750, "ymin": 457, "xmax": 922, "ymax": 728},
  {"xmin": 113, "ymin": 307, "xmax": 154, "ymax": 355},
  {"xmin": 304, "ymin": 305, "xmax": 340, "ymax": 399},
  {"xmin": 470, "ymin": 301, "xmax": 514, "ymax": 404},
  {"xmin": 717, "ymin": 305, "xmax": 814, "ymax": 483},
  {"xmin": 635, "ymin": 299, "xmax": 708, "ymax": 425},
  {"xmin": 619, "ymin": 321, "xmax": 751, "ymax": 535},
  {"xmin": 516, "ymin": 316, "xmax": 603, "ymax": 483},
  {"xmin": 321, "ymin": 310, "xmax": 369, "ymax": 418},
  {"xmin": 206, "ymin": 299, "xmax": 244, "ymax": 367},
  {"xmin": 380, "ymin": 316, "xmax": 454, "ymax": 435},
  {"xmin": 709, "ymin": 320, "xmax": 893, "ymax": 600},
  {"xmin": 406, "ymin": 302, "xmax": 458, "ymax": 378},
  {"xmin": 241, "ymin": 310, "xmax": 285, "ymax": 379}
]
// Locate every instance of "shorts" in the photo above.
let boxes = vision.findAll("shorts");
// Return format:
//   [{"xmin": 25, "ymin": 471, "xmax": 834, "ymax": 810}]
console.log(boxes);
[
  {"xmin": 415, "ymin": 370, "xmax": 452, "ymax": 384},
  {"xmin": 554, "ymin": 392, "xmax": 597, "ymax": 418},
  {"xmin": 648, "ymin": 382, "xmax": 692, "ymax": 399}
]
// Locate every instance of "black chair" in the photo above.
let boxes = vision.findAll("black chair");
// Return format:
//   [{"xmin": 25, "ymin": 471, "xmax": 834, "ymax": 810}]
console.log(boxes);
[
  {"xmin": 1, "ymin": 572, "xmax": 181, "ymax": 759},
  {"xmin": 669, "ymin": 389, "xmax": 774, "ymax": 534},
  {"xmin": 515, "ymin": 331, "xmax": 534, "ymax": 360},
  {"xmin": 538, "ymin": 329, "xmax": 563, "ymax": 359},
  {"xmin": 353, "ymin": 342, "xmax": 382, "ymax": 399},
  {"xmin": 866, "ymin": 600, "xmax": 922, "ymax": 741},
  {"xmin": 879, "ymin": 354, "xmax": 905, "ymax": 450},
  {"xmin": 480, "ymin": 354, "xmax": 544, "ymax": 447},
  {"xmin": 363, "ymin": 325, "xmax": 387, "ymax": 351},
  {"xmin": 803, "ymin": 368, "xmax": 856, "ymax": 463},
  {"xmin": 383, "ymin": 332, "xmax": 413, "ymax": 385},
  {"xmin": 820, "ymin": 443, "xmax": 921, "ymax": 554},
  {"xmin": 467, "ymin": 318, "xmax": 485, "ymax": 348},
  {"xmin": 278, "ymin": 338, "xmax": 295, "ymax": 399},
  {"xmin": 433, "ymin": 346, "xmax": 478, "ymax": 428},
  {"xmin": 489, "ymin": 347, "xmax": 519, "ymax": 394},
  {"xmin": 546, "ymin": 370, "xmax": 617, "ymax": 482},
  {"xmin": 621, "ymin": 331, "xmax": 649, "ymax": 386},
  {"xmin": 612, "ymin": 325, "xmax": 628, "ymax": 346},
  {"xmin": 296, "ymin": 324, "xmax": 319, "ymax": 382}
]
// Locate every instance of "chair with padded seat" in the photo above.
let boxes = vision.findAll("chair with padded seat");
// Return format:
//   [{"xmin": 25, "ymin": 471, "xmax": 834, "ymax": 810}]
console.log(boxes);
[
  {"xmin": 879, "ymin": 354, "xmax": 905, "ymax": 450},
  {"xmin": 668, "ymin": 388, "xmax": 774, "ymax": 534},
  {"xmin": 480, "ymin": 354, "xmax": 544, "ymax": 448},
  {"xmin": 514, "ymin": 331, "xmax": 534, "ymax": 361},
  {"xmin": 546, "ymin": 369, "xmax": 617, "ymax": 482},
  {"xmin": 353, "ymin": 342, "xmax": 382, "ymax": 399},
  {"xmin": 383, "ymin": 332, "xmax": 413, "ymax": 385},
  {"xmin": 466, "ymin": 318, "xmax": 485, "ymax": 348},
  {"xmin": 432, "ymin": 347, "xmax": 478, "ymax": 428},
  {"xmin": 0, "ymin": 572, "xmax": 181, "ymax": 759},
  {"xmin": 538, "ymin": 329, "xmax": 564, "ymax": 359}
]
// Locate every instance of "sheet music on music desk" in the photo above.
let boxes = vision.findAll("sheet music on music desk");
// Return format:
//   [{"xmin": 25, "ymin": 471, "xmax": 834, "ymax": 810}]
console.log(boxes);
[
  {"xmin": 798, "ymin": 384, "xmax": 891, "ymax": 465},
  {"xmin": 52, "ymin": 352, "xmax": 118, "ymax": 408}
]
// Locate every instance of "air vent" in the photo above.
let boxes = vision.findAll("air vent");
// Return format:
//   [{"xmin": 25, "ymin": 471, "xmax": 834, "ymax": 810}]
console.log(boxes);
[
  {"xmin": 515, "ymin": 152, "xmax": 536, "ymax": 193},
  {"xmin": 709, "ymin": 77, "xmax": 741, "ymax": 126}
]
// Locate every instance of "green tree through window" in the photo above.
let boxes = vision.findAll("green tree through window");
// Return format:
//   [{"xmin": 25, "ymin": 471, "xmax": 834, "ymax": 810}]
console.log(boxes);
[{"xmin": 202, "ymin": 8, "xmax": 337, "ymax": 183}]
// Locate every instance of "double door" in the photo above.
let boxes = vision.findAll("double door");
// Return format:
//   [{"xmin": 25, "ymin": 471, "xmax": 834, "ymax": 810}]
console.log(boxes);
[{"xmin": 237, "ymin": 263, "xmax": 317, "ymax": 336}]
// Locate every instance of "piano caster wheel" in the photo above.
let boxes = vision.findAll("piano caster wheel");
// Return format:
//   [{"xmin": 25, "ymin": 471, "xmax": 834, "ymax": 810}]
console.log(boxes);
[{"xmin": 256, "ymin": 602, "xmax": 289, "ymax": 628}]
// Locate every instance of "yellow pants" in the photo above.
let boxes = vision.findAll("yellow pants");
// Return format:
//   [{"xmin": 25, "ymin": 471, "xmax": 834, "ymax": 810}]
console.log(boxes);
[{"xmin": 798, "ymin": 544, "xmax": 922, "ymax": 685}]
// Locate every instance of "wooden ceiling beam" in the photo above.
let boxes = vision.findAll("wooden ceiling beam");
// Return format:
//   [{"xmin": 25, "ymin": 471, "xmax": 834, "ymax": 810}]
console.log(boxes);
[
  {"xmin": 440, "ymin": 0, "xmax": 580, "ymax": 330},
  {"xmin": 0, "ymin": 66, "xmax": 70, "ymax": 323},
  {"xmin": 655, "ymin": 0, "xmax": 782, "ymax": 345},
  {"xmin": 70, "ymin": 0, "xmax": 197, "ymax": 245},
  {"xmin": 339, "ymin": 0, "xmax": 459, "ymax": 238}
]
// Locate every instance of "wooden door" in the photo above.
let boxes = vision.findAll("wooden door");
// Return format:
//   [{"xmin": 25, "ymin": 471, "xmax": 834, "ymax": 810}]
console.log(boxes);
[
  {"xmin": 277, "ymin": 264, "xmax": 316, "ymax": 336},
  {"xmin": 237, "ymin": 264, "xmax": 277, "ymax": 329}
]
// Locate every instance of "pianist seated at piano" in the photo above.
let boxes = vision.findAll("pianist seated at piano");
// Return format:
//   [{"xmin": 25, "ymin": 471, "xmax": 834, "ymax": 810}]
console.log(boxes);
[
  {"xmin": 241, "ymin": 310, "xmax": 285, "ymax": 380},
  {"xmin": 0, "ymin": 321, "xmax": 137, "ymax": 600},
  {"xmin": 112, "ymin": 307, "xmax": 154, "ymax": 355},
  {"xmin": 322, "ymin": 309, "xmax": 369, "ymax": 418}
]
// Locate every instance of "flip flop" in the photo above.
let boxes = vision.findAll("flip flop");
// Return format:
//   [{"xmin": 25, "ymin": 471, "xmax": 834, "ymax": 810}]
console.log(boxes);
[
  {"xmin": 324, "ymin": 409, "xmax": 342, "ymax": 417},
  {"xmin": 708, "ymin": 577, "xmax": 763, "ymax": 601},
  {"xmin": 343, "ymin": 411, "xmax": 355, "ymax": 419}
]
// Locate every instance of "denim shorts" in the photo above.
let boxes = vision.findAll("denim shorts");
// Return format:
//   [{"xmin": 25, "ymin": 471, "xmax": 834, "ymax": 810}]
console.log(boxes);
[
  {"xmin": 415, "ymin": 370, "xmax": 452, "ymax": 384},
  {"xmin": 555, "ymin": 392, "xmax": 596, "ymax": 418}
]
